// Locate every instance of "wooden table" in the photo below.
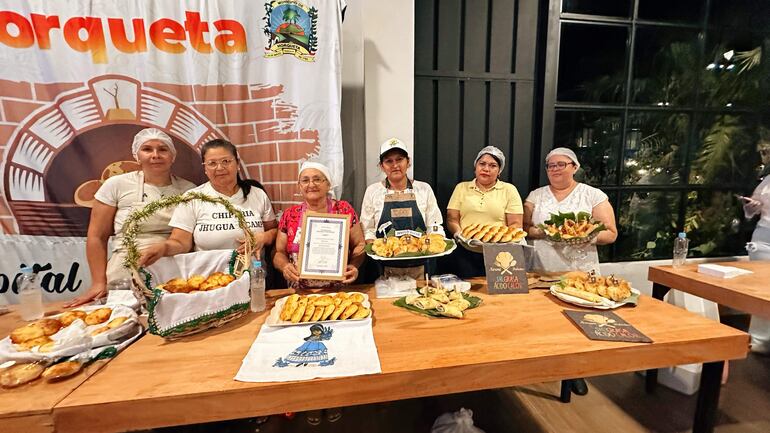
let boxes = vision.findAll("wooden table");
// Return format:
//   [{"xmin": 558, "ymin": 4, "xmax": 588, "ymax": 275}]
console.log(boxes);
[
  {"xmin": 0, "ymin": 304, "xmax": 109, "ymax": 433},
  {"xmin": 52, "ymin": 286, "xmax": 748, "ymax": 433},
  {"xmin": 648, "ymin": 261, "xmax": 770, "ymax": 320},
  {"xmin": 646, "ymin": 261, "xmax": 770, "ymax": 433}
]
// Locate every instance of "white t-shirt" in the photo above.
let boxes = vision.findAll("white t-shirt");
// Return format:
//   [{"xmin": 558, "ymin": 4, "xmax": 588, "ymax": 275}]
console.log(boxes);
[
  {"xmin": 170, "ymin": 182, "xmax": 276, "ymax": 251},
  {"xmin": 525, "ymin": 183, "xmax": 609, "ymax": 272},
  {"xmin": 359, "ymin": 180, "xmax": 445, "ymax": 240},
  {"xmin": 93, "ymin": 171, "xmax": 196, "ymax": 240}
]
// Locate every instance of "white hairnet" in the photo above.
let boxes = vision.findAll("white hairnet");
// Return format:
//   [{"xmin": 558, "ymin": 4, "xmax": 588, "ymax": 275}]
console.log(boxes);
[
  {"xmin": 299, "ymin": 161, "xmax": 334, "ymax": 187},
  {"xmin": 131, "ymin": 128, "xmax": 176, "ymax": 161},
  {"xmin": 474, "ymin": 146, "xmax": 506, "ymax": 171},
  {"xmin": 545, "ymin": 147, "xmax": 580, "ymax": 169}
]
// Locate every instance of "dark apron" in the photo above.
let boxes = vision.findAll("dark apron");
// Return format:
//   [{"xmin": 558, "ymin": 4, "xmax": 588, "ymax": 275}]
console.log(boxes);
[{"xmin": 375, "ymin": 180, "xmax": 430, "ymax": 273}]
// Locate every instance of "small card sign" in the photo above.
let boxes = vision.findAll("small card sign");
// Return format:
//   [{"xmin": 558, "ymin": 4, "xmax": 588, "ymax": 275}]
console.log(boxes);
[
  {"xmin": 482, "ymin": 243, "xmax": 528, "ymax": 294},
  {"xmin": 563, "ymin": 310, "xmax": 652, "ymax": 343}
]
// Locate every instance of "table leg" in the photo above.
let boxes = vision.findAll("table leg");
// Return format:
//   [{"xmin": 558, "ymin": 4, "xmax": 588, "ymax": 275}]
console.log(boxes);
[
  {"xmin": 646, "ymin": 283, "xmax": 672, "ymax": 393},
  {"xmin": 693, "ymin": 361, "xmax": 724, "ymax": 433},
  {"xmin": 559, "ymin": 380, "xmax": 571, "ymax": 403}
]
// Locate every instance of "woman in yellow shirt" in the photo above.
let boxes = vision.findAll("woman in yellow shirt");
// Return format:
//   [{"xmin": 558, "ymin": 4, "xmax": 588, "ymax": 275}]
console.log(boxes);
[{"xmin": 445, "ymin": 146, "xmax": 524, "ymax": 277}]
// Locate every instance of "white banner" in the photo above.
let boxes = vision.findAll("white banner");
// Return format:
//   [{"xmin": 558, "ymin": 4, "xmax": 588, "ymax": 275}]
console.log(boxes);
[{"xmin": 0, "ymin": 235, "xmax": 91, "ymax": 304}]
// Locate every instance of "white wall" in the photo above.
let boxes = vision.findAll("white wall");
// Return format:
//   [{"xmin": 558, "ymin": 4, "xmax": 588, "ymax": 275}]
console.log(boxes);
[{"xmin": 340, "ymin": 0, "xmax": 415, "ymax": 206}]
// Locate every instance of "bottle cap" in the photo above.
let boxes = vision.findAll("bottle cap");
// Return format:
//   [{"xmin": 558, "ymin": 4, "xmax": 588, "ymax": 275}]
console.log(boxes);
[
  {"xmin": 20, "ymin": 266, "xmax": 34, "ymax": 274},
  {"xmin": 678, "ymin": 232, "xmax": 687, "ymax": 239},
  {"xmin": 252, "ymin": 259, "xmax": 262, "ymax": 267}
]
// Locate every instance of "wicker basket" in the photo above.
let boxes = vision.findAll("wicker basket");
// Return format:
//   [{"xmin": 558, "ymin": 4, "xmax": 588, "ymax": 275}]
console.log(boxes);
[{"xmin": 121, "ymin": 191, "xmax": 256, "ymax": 339}]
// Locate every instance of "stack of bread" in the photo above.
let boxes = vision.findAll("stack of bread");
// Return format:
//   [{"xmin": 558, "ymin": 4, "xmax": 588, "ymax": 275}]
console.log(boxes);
[
  {"xmin": 159, "ymin": 272, "xmax": 235, "ymax": 294},
  {"xmin": 460, "ymin": 224, "xmax": 527, "ymax": 243},
  {"xmin": 279, "ymin": 292, "xmax": 371, "ymax": 323},
  {"xmin": 8, "ymin": 307, "xmax": 128, "ymax": 352}
]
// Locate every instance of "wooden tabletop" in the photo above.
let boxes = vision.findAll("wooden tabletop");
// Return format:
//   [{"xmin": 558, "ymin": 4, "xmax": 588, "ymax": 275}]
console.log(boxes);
[
  {"xmin": 0, "ymin": 304, "xmax": 108, "ymax": 433},
  {"xmin": 648, "ymin": 261, "xmax": 770, "ymax": 319},
  {"xmin": 53, "ymin": 286, "xmax": 749, "ymax": 433}
]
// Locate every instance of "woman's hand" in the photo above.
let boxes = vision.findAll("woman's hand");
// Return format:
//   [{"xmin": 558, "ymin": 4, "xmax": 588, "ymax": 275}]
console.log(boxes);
[
  {"xmin": 64, "ymin": 283, "xmax": 107, "ymax": 307},
  {"xmin": 281, "ymin": 263, "xmax": 301, "ymax": 283},
  {"xmin": 341, "ymin": 265, "xmax": 358, "ymax": 284},
  {"xmin": 527, "ymin": 225, "xmax": 546, "ymax": 239},
  {"xmin": 138, "ymin": 243, "xmax": 167, "ymax": 267},
  {"xmin": 743, "ymin": 197, "xmax": 762, "ymax": 215}
]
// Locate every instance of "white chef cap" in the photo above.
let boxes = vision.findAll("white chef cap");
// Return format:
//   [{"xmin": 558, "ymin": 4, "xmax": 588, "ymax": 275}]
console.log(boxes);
[
  {"xmin": 131, "ymin": 128, "xmax": 176, "ymax": 161},
  {"xmin": 545, "ymin": 147, "xmax": 580, "ymax": 169},
  {"xmin": 474, "ymin": 146, "xmax": 506, "ymax": 171}
]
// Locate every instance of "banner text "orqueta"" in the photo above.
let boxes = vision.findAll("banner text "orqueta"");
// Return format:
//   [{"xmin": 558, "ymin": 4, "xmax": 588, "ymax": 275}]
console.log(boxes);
[{"xmin": 0, "ymin": 11, "xmax": 247, "ymax": 64}]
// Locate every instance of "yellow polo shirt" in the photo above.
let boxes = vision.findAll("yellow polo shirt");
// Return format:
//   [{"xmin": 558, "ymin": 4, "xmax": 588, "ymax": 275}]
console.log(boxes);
[{"xmin": 447, "ymin": 180, "xmax": 524, "ymax": 228}]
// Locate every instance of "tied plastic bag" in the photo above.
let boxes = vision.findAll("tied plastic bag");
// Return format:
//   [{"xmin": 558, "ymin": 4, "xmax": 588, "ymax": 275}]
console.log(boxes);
[{"xmin": 431, "ymin": 408, "xmax": 486, "ymax": 433}]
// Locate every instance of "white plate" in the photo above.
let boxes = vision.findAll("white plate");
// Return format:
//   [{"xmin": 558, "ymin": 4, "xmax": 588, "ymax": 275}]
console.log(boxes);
[
  {"xmin": 265, "ymin": 292, "xmax": 372, "ymax": 326},
  {"xmin": 366, "ymin": 241, "xmax": 457, "ymax": 261},
  {"xmin": 549, "ymin": 285, "xmax": 640, "ymax": 310}
]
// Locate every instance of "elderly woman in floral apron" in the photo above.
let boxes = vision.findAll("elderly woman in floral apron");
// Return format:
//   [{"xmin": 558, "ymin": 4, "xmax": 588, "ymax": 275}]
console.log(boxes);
[
  {"xmin": 65, "ymin": 128, "xmax": 196, "ymax": 307},
  {"xmin": 360, "ymin": 138, "xmax": 445, "ymax": 279},
  {"xmin": 274, "ymin": 161, "xmax": 366, "ymax": 288}
]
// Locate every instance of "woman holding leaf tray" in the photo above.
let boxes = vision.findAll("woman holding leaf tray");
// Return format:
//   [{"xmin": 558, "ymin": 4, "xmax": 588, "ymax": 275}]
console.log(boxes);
[{"xmin": 523, "ymin": 147, "xmax": 617, "ymax": 274}]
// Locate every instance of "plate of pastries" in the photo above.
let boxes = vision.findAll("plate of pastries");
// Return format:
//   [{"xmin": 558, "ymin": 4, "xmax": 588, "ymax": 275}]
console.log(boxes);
[
  {"xmin": 157, "ymin": 272, "xmax": 236, "ymax": 293},
  {"xmin": 393, "ymin": 285, "xmax": 482, "ymax": 319},
  {"xmin": 366, "ymin": 233, "xmax": 456, "ymax": 260},
  {"xmin": 266, "ymin": 292, "xmax": 372, "ymax": 326},
  {"xmin": 3, "ymin": 305, "xmax": 136, "ymax": 357},
  {"xmin": 538, "ymin": 211, "xmax": 605, "ymax": 244},
  {"xmin": 550, "ymin": 271, "xmax": 639, "ymax": 309},
  {"xmin": 458, "ymin": 224, "xmax": 527, "ymax": 244}
]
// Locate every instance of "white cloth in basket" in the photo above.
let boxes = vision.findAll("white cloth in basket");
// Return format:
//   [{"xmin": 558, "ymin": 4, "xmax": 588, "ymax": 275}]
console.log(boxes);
[
  {"xmin": 141, "ymin": 249, "xmax": 250, "ymax": 334},
  {"xmin": 235, "ymin": 318, "xmax": 381, "ymax": 382}
]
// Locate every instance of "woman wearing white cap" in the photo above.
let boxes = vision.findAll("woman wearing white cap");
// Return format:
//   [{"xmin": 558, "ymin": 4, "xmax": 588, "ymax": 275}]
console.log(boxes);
[
  {"xmin": 274, "ymin": 161, "xmax": 365, "ymax": 288},
  {"xmin": 138, "ymin": 139, "xmax": 277, "ymax": 266},
  {"xmin": 360, "ymin": 138, "xmax": 445, "ymax": 279},
  {"xmin": 523, "ymin": 147, "xmax": 618, "ymax": 273},
  {"xmin": 66, "ymin": 128, "xmax": 196, "ymax": 307},
  {"xmin": 445, "ymin": 145, "xmax": 524, "ymax": 277}
]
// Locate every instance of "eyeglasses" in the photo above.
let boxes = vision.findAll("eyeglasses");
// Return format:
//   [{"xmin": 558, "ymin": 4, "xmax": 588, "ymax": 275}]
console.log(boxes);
[
  {"xmin": 299, "ymin": 176, "xmax": 327, "ymax": 186},
  {"xmin": 203, "ymin": 158, "xmax": 235, "ymax": 169},
  {"xmin": 545, "ymin": 161, "xmax": 575, "ymax": 171}
]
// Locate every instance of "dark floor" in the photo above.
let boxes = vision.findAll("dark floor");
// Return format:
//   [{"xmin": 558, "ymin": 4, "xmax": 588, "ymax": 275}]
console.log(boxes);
[{"xmin": 146, "ymin": 316, "xmax": 770, "ymax": 433}]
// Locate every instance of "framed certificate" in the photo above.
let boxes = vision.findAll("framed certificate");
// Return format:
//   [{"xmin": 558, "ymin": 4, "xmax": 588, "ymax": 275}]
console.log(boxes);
[{"xmin": 297, "ymin": 211, "xmax": 351, "ymax": 281}]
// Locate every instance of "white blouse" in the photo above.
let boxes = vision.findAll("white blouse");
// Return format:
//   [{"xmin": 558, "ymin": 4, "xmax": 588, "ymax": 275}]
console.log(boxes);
[
  {"xmin": 748, "ymin": 175, "xmax": 770, "ymax": 230},
  {"xmin": 525, "ymin": 183, "xmax": 608, "ymax": 273}
]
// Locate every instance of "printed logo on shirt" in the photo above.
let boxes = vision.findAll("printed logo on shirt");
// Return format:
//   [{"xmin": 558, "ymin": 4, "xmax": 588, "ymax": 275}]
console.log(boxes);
[
  {"xmin": 197, "ymin": 210, "xmax": 264, "ymax": 232},
  {"xmin": 263, "ymin": 0, "xmax": 318, "ymax": 62}
]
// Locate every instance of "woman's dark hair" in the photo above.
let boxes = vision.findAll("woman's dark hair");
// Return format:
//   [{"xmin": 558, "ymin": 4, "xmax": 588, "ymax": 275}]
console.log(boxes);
[
  {"xmin": 379, "ymin": 147, "xmax": 409, "ymax": 165},
  {"xmin": 201, "ymin": 139, "xmax": 263, "ymax": 199}
]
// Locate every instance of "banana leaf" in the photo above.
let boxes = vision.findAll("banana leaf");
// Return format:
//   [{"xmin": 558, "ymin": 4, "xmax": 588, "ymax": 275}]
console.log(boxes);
[
  {"xmin": 393, "ymin": 292, "xmax": 482, "ymax": 318},
  {"xmin": 537, "ymin": 211, "xmax": 606, "ymax": 242}
]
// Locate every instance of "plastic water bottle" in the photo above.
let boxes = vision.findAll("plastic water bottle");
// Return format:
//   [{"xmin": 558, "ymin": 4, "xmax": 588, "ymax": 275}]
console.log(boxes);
[
  {"xmin": 672, "ymin": 232, "xmax": 689, "ymax": 267},
  {"xmin": 16, "ymin": 266, "xmax": 43, "ymax": 321},
  {"xmin": 250, "ymin": 259, "xmax": 266, "ymax": 312}
]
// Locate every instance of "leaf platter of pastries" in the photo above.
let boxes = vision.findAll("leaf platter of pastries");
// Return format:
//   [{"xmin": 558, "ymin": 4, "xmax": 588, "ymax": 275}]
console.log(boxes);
[
  {"xmin": 266, "ymin": 292, "xmax": 372, "ymax": 326},
  {"xmin": 538, "ymin": 211, "xmax": 606, "ymax": 244},
  {"xmin": 549, "ymin": 271, "xmax": 640, "ymax": 309},
  {"xmin": 393, "ymin": 285, "xmax": 482, "ymax": 319},
  {"xmin": 157, "ymin": 272, "xmax": 236, "ymax": 293},
  {"xmin": 1, "ymin": 305, "xmax": 137, "ymax": 360},
  {"xmin": 366, "ymin": 233, "xmax": 456, "ymax": 260}
]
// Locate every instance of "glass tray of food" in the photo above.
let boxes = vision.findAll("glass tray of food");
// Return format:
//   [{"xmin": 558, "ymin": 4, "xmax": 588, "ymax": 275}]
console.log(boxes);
[
  {"xmin": 538, "ymin": 211, "xmax": 605, "ymax": 245},
  {"xmin": 0, "ymin": 304, "xmax": 140, "ymax": 362},
  {"xmin": 393, "ymin": 285, "xmax": 482, "ymax": 319},
  {"xmin": 549, "ymin": 271, "xmax": 640, "ymax": 310},
  {"xmin": 365, "ymin": 233, "xmax": 456, "ymax": 261},
  {"xmin": 455, "ymin": 224, "xmax": 527, "ymax": 252},
  {"xmin": 266, "ymin": 292, "xmax": 372, "ymax": 326}
]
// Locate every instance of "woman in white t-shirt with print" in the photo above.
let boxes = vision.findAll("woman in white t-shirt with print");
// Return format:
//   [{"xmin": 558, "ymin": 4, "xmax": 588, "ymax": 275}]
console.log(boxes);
[
  {"xmin": 66, "ymin": 128, "xmax": 196, "ymax": 307},
  {"xmin": 139, "ymin": 139, "xmax": 277, "ymax": 266},
  {"xmin": 523, "ymin": 147, "xmax": 618, "ymax": 273}
]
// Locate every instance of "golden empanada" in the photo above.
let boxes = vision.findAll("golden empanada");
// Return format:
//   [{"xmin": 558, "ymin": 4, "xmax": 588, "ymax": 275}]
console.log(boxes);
[
  {"xmin": 10, "ymin": 323, "xmax": 44, "ymax": 344},
  {"xmin": 59, "ymin": 311, "xmax": 87, "ymax": 326},
  {"xmin": 186, "ymin": 275, "xmax": 206, "ymax": 290},
  {"xmin": 107, "ymin": 316, "xmax": 128, "ymax": 329},
  {"xmin": 85, "ymin": 308, "xmax": 112, "ymax": 326},
  {"xmin": 15, "ymin": 336, "xmax": 52, "ymax": 351}
]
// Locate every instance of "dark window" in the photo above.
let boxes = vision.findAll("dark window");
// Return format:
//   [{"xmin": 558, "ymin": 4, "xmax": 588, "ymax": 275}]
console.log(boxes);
[{"xmin": 562, "ymin": 0, "xmax": 632, "ymax": 17}]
